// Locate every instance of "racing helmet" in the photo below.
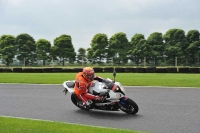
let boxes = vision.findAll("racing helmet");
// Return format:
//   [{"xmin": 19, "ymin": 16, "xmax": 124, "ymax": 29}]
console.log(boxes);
[{"xmin": 82, "ymin": 67, "xmax": 95, "ymax": 82}]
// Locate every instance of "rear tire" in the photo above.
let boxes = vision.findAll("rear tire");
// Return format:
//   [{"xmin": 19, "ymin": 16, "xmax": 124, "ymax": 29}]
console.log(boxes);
[
  {"xmin": 120, "ymin": 98, "xmax": 139, "ymax": 115},
  {"xmin": 71, "ymin": 93, "xmax": 79, "ymax": 107},
  {"xmin": 71, "ymin": 93, "xmax": 89, "ymax": 110}
]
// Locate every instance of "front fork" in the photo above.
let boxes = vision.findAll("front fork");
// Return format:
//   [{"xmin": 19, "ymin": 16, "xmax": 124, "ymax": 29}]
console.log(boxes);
[{"xmin": 119, "ymin": 96, "xmax": 128, "ymax": 107}]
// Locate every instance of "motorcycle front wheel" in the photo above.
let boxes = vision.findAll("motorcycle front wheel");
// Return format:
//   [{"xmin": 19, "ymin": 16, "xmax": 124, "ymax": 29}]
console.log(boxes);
[{"xmin": 119, "ymin": 98, "xmax": 139, "ymax": 115}]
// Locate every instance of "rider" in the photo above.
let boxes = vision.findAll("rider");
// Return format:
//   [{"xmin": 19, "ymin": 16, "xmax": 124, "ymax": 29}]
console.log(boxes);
[{"xmin": 74, "ymin": 67, "xmax": 105, "ymax": 108}]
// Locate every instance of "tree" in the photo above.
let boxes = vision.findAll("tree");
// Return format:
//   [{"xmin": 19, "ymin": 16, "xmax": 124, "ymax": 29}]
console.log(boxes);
[
  {"xmin": 163, "ymin": 29, "xmax": 188, "ymax": 65},
  {"xmin": 108, "ymin": 32, "xmax": 129, "ymax": 64},
  {"xmin": 0, "ymin": 35, "xmax": 16, "ymax": 66},
  {"xmin": 53, "ymin": 34, "xmax": 76, "ymax": 66},
  {"xmin": 132, "ymin": 39, "xmax": 149, "ymax": 65},
  {"xmin": 186, "ymin": 30, "xmax": 200, "ymax": 65},
  {"xmin": 36, "ymin": 39, "xmax": 51, "ymax": 66},
  {"xmin": 128, "ymin": 34, "xmax": 145, "ymax": 65},
  {"xmin": 147, "ymin": 32, "xmax": 164, "ymax": 65},
  {"xmin": 87, "ymin": 33, "xmax": 108, "ymax": 64},
  {"xmin": 15, "ymin": 33, "xmax": 36, "ymax": 66},
  {"xmin": 77, "ymin": 48, "xmax": 87, "ymax": 65}
]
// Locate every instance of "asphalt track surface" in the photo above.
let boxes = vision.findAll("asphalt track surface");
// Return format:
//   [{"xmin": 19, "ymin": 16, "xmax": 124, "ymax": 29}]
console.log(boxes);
[{"xmin": 0, "ymin": 84, "xmax": 200, "ymax": 133}]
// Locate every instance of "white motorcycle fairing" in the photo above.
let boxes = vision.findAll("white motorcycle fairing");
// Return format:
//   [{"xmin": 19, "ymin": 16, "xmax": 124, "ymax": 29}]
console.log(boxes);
[
  {"xmin": 62, "ymin": 79, "xmax": 139, "ymax": 114},
  {"xmin": 89, "ymin": 81, "xmax": 125, "ymax": 101}
]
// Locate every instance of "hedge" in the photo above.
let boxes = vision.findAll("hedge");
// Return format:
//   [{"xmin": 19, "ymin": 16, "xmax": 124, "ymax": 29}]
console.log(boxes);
[
  {"xmin": 23, "ymin": 68, "xmax": 33, "ymax": 72},
  {"xmin": 12, "ymin": 68, "xmax": 23, "ymax": 72},
  {"xmin": 189, "ymin": 67, "xmax": 200, "ymax": 73},
  {"xmin": 43, "ymin": 68, "xmax": 52, "ymax": 72},
  {"xmin": 124, "ymin": 67, "xmax": 135, "ymax": 73},
  {"xmin": 0, "ymin": 67, "xmax": 200, "ymax": 73},
  {"xmin": 145, "ymin": 67, "xmax": 156, "ymax": 73},
  {"xmin": 2, "ymin": 68, "xmax": 12, "ymax": 72},
  {"xmin": 52, "ymin": 68, "xmax": 62, "ymax": 72},
  {"xmin": 93, "ymin": 67, "xmax": 103, "ymax": 73},
  {"xmin": 135, "ymin": 67, "xmax": 145, "ymax": 73},
  {"xmin": 104, "ymin": 67, "xmax": 114, "ymax": 73},
  {"xmin": 32, "ymin": 68, "xmax": 43, "ymax": 73},
  {"xmin": 71, "ymin": 68, "xmax": 83, "ymax": 73},
  {"xmin": 115, "ymin": 67, "xmax": 125, "ymax": 73},
  {"xmin": 155, "ymin": 68, "xmax": 167, "ymax": 73},
  {"xmin": 166, "ymin": 67, "xmax": 177, "ymax": 73},
  {"xmin": 178, "ymin": 67, "xmax": 189, "ymax": 73},
  {"xmin": 62, "ymin": 68, "xmax": 72, "ymax": 73}
]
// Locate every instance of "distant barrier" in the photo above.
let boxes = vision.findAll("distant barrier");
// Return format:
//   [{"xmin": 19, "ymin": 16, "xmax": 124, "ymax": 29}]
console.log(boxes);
[{"xmin": 0, "ymin": 67, "xmax": 199, "ymax": 73}]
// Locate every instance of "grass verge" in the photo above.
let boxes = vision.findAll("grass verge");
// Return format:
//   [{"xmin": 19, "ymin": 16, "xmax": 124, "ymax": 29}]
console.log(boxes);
[
  {"xmin": 0, "ymin": 73, "xmax": 200, "ymax": 87},
  {"xmin": 0, "ymin": 116, "xmax": 143, "ymax": 133}
]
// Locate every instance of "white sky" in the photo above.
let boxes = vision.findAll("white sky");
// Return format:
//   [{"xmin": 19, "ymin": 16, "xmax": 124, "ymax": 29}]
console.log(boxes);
[{"xmin": 1, "ymin": 0, "xmax": 200, "ymax": 52}]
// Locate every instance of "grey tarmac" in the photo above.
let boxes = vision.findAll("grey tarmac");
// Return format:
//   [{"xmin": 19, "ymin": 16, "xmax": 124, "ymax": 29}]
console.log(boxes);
[{"xmin": 0, "ymin": 84, "xmax": 200, "ymax": 133}]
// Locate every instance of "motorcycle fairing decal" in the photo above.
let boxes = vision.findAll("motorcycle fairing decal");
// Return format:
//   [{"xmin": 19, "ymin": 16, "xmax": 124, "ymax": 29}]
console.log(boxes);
[
  {"xmin": 90, "ymin": 83, "xmax": 95, "ymax": 87},
  {"xmin": 121, "ymin": 97, "xmax": 128, "ymax": 101},
  {"xmin": 112, "ymin": 84, "xmax": 117, "ymax": 91},
  {"xmin": 119, "ymin": 97, "xmax": 128, "ymax": 107},
  {"xmin": 116, "ymin": 94, "xmax": 121, "ymax": 98}
]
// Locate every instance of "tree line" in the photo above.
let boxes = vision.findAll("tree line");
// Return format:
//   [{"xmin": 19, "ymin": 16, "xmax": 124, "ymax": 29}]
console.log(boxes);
[{"xmin": 0, "ymin": 28, "xmax": 200, "ymax": 67}]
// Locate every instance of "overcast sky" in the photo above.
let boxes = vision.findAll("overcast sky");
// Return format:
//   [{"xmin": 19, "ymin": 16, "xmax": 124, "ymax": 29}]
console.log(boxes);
[{"xmin": 1, "ymin": 0, "xmax": 200, "ymax": 52}]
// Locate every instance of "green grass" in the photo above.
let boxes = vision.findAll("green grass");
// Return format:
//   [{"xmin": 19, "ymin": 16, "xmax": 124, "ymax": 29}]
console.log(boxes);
[
  {"xmin": 0, "ymin": 73, "xmax": 200, "ymax": 87},
  {"xmin": 0, "ymin": 116, "xmax": 143, "ymax": 133}
]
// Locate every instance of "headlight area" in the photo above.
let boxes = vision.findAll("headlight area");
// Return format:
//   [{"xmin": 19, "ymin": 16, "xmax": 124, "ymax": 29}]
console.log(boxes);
[
  {"xmin": 113, "ymin": 85, "xmax": 125, "ymax": 95},
  {"xmin": 118, "ymin": 83, "xmax": 125, "ymax": 93}
]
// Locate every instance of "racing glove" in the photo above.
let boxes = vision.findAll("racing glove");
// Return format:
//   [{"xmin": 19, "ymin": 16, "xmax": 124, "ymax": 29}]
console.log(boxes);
[{"xmin": 95, "ymin": 96, "xmax": 105, "ymax": 101}]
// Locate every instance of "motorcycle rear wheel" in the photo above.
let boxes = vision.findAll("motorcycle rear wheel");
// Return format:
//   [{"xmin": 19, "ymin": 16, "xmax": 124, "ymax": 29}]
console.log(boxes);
[
  {"xmin": 71, "ymin": 93, "xmax": 89, "ymax": 110},
  {"xmin": 120, "ymin": 98, "xmax": 139, "ymax": 115}
]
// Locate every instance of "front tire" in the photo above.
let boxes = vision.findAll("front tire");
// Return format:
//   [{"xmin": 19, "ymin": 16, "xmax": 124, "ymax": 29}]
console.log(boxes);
[{"xmin": 119, "ymin": 98, "xmax": 139, "ymax": 115}]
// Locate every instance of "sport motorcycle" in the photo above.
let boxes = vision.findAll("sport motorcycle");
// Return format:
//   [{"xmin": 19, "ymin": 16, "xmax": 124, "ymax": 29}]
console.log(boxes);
[{"xmin": 62, "ymin": 71, "xmax": 139, "ymax": 115}]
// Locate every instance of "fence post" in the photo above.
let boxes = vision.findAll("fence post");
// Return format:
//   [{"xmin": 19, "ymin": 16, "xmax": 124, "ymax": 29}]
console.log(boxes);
[
  {"xmin": 144, "ymin": 57, "xmax": 146, "ymax": 67},
  {"xmin": 175, "ymin": 57, "xmax": 177, "ymax": 67},
  {"xmin": 24, "ymin": 57, "xmax": 26, "ymax": 67}
]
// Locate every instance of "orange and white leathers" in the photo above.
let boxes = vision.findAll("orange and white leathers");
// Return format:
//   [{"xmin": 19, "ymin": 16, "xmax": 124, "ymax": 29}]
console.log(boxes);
[{"xmin": 74, "ymin": 72, "xmax": 99, "ymax": 105}]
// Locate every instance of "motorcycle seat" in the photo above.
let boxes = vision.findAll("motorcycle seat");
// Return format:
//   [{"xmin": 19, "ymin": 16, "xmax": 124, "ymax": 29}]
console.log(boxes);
[{"xmin": 66, "ymin": 82, "xmax": 75, "ymax": 88}]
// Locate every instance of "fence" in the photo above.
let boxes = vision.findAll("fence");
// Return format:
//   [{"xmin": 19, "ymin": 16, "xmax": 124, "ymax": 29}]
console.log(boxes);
[
  {"xmin": 0, "ymin": 67, "xmax": 199, "ymax": 73},
  {"xmin": 0, "ymin": 56, "xmax": 200, "ymax": 67}
]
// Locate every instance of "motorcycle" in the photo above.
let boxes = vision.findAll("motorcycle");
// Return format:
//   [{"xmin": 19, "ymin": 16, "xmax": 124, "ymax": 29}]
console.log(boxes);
[{"xmin": 62, "ymin": 71, "xmax": 139, "ymax": 115}]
